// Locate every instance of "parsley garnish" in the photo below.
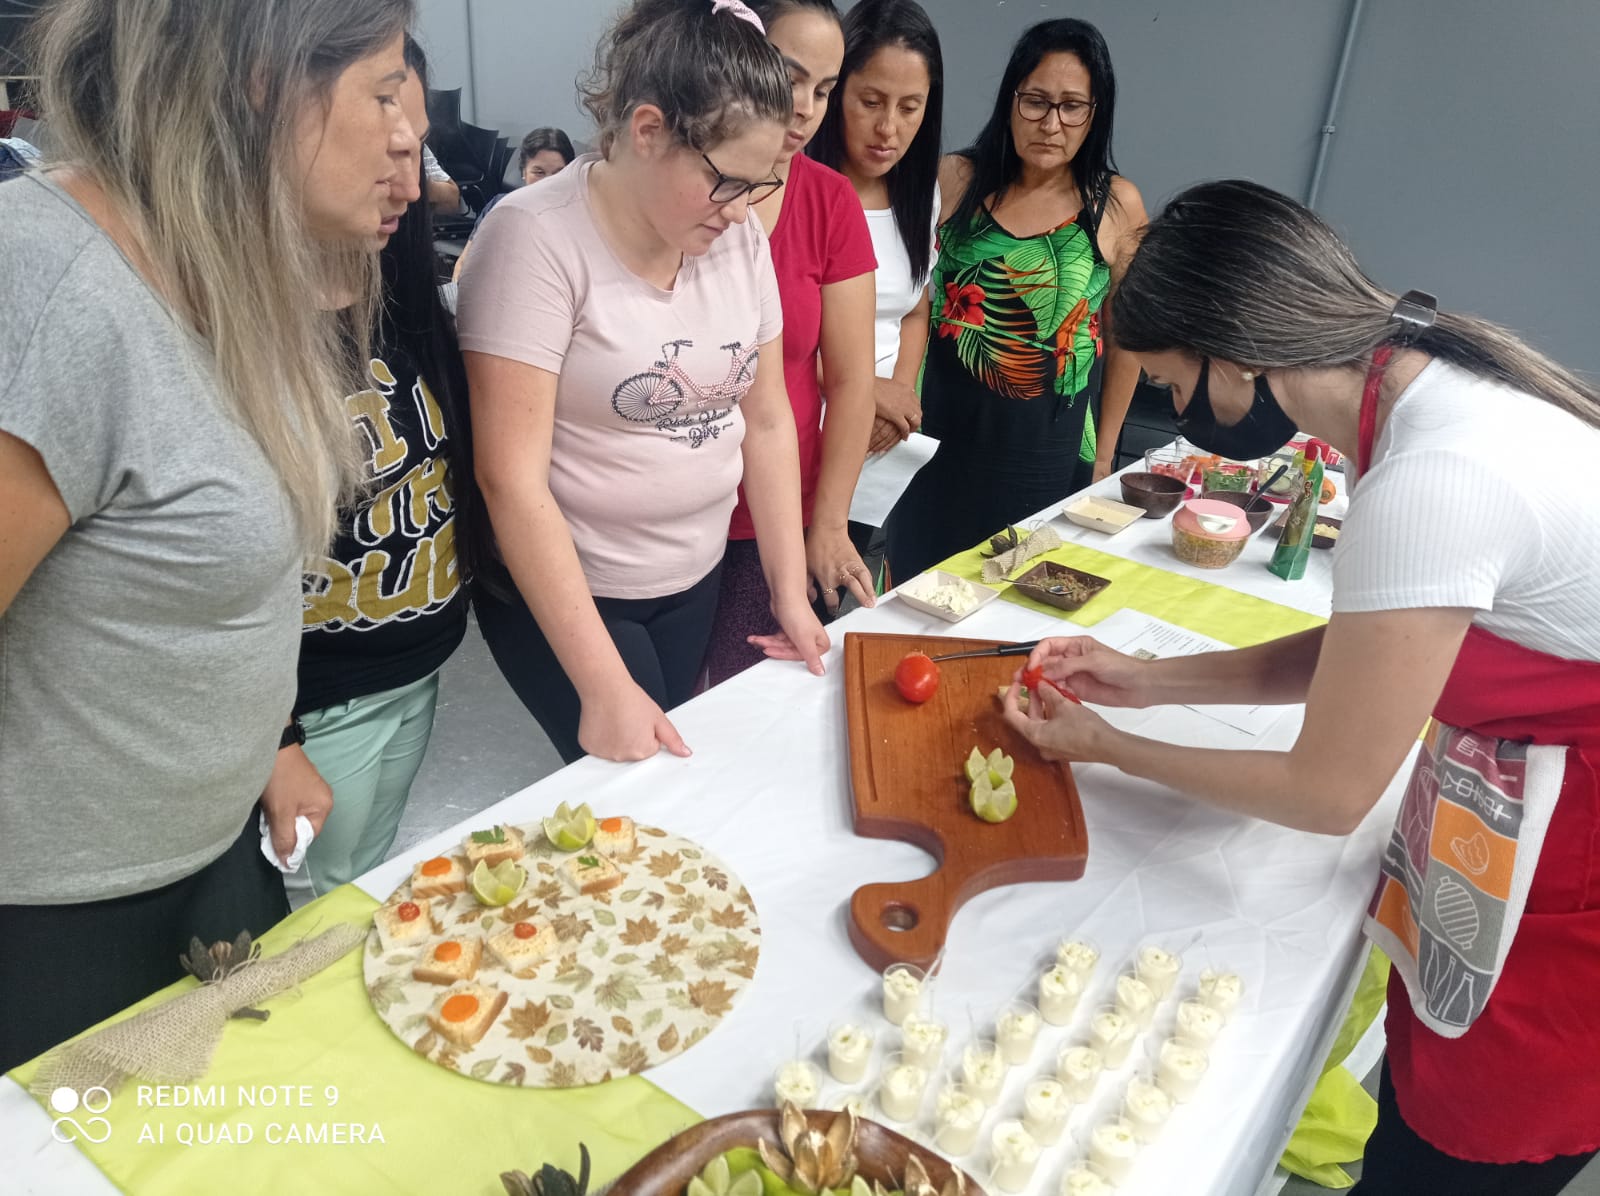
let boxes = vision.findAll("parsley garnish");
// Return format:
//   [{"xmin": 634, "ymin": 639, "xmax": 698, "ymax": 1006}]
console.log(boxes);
[
  {"xmin": 470, "ymin": 826, "xmax": 507, "ymax": 845},
  {"xmin": 577, "ymin": 855, "xmax": 600, "ymax": 869}
]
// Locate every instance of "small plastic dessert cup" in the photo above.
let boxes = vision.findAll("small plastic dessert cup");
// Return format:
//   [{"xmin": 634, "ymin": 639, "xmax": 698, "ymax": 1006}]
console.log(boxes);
[
  {"xmin": 773, "ymin": 1059, "xmax": 821, "ymax": 1108},
  {"xmin": 1197, "ymin": 968, "xmax": 1246, "ymax": 1020},
  {"xmin": 826, "ymin": 1019, "xmax": 875, "ymax": 1085},
  {"xmin": 1056, "ymin": 1042, "xmax": 1105, "ymax": 1102},
  {"xmin": 899, "ymin": 1013, "xmax": 949, "ymax": 1072},
  {"xmin": 1038, "ymin": 963, "xmax": 1084, "ymax": 1026},
  {"xmin": 1055, "ymin": 937, "xmax": 1100, "ymax": 981},
  {"xmin": 882, "ymin": 962, "xmax": 927, "ymax": 1026},
  {"xmin": 1174, "ymin": 998, "xmax": 1226, "ymax": 1050},
  {"xmin": 876, "ymin": 1050, "xmax": 929, "ymax": 1123},
  {"xmin": 986, "ymin": 1119, "xmax": 1043, "ymax": 1193},
  {"xmin": 996, "ymin": 998, "xmax": 1043, "ymax": 1066},
  {"xmin": 1155, "ymin": 1036, "xmax": 1210, "ymax": 1102},
  {"xmin": 1135, "ymin": 944, "xmax": 1183, "ymax": 999},
  {"xmin": 1058, "ymin": 1160, "xmax": 1118, "ymax": 1196},
  {"xmin": 1087, "ymin": 1116, "xmax": 1139, "ymax": 1185},
  {"xmin": 1022, "ymin": 1076, "xmax": 1072, "ymax": 1145},
  {"xmin": 932, "ymin": 1079, "xmax": 985, "ymax": 1157},
  {"xmin": 1087, "ymin": 1004, "xmax": 1137, "ymax": 1068},
  {"xmin": 1123, "ymin": 1072, "xmax": 1174, "ymax": 1144},
  {"xmin": 961, "ymin": 1038, "xmax": 1006, "ymax": 1106},
  {"xmin": 1114, "ymin": 972, "xmax": 1156, "ymax": 1029}
]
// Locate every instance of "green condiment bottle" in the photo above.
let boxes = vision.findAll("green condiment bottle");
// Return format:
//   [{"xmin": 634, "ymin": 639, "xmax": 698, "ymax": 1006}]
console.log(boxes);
[{"xmin": 1269, "ymin": 442, "xmax": 1325, "ymax": 581}]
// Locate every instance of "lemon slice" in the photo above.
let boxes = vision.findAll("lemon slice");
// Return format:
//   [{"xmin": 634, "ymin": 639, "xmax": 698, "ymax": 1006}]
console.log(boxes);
[
  {"xmin": 964, "ymin": 747, "xmax": 986, "ymax": 782},
  {"xmin": 541, "ymin": 801, "xmax": 596, "ymax": 852},
  {"xmin": 986, "ymin": 748, "xmax": 1015, "ymax": 781},
  {"xmin": 469, "ymin": 859, "xmax": 526, "ymax": 907},
  {"xmin": 969, "ymin": 775, "xmax": 1018, "ymax": 824}
]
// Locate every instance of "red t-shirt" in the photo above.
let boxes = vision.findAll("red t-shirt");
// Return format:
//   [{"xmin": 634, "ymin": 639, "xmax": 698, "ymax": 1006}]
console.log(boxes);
[{"xmin": 727, "ymin": 153, "xmax": 876, "ymax": 540}]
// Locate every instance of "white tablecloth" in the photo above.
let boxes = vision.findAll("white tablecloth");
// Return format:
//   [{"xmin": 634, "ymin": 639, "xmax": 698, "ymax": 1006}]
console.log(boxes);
[{"xmin": 3, "ymin": 467, "xmax": 1396, "ymax": 1196}]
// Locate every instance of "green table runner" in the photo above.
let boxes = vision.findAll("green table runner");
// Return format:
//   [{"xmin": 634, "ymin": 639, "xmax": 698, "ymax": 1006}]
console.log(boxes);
[{"xmin": 11, "ymin": 885, "xmax": 696, "ymax": 1194}]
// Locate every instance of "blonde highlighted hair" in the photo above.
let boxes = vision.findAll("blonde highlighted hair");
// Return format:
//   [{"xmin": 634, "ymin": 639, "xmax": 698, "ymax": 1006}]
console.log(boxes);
[{"xmin": 29, "ymin": 0, "xmax": 415, "ymax": 552}]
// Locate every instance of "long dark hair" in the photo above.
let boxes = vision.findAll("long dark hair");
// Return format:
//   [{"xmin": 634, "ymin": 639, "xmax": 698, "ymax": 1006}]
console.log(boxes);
[
  {"xmin": 1112, "ymin": 179, "xmax": 1600, "ymax": 430},
  {"xmin": 386, "ymin": 37, "xmax": 488, "ymax": 589},
  {"xmin": 949, "ymin": 18, "xmax": 1119, "ymax": 241},
  {"xmin": 808, "ymin": 0, "xmax": 942, "ymax": 287},
  {"xmin": 519, "ymin": 126, "xmax": 576, "ymax": 170}
]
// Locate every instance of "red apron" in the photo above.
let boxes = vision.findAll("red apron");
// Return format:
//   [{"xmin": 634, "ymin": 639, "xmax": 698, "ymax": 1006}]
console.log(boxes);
[{"xmin": 1382, "ymin": 626, "xmax": 1600, "ymax": 1161}]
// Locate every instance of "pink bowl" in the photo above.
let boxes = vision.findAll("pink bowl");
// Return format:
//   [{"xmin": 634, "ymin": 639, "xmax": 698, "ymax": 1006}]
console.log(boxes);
[{"xmin": 1173, "ymin": 499, "xmax": 1253, "ymax": 542}]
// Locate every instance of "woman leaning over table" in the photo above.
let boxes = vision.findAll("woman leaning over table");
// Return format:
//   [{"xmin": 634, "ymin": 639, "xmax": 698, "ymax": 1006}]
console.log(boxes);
[
  {"xmin": 883, "ymin": 18, "xmax": 1148, "ymax": 582},
  {"xmin": 291, "ymin": 37, "xmax": 482, "ymax": 899},
  {"xmin": 1007, "ymin": 180, "xmax": 1600, "ymax": 1195},
  {"xmin": 0, "ymin": 0, "xmax": 417, "ymax": 1070},
  {"xmin": 459, "ymin": 0, "xmax": 829, "ymax": 764},
  {"xmin": 700, "ymin": 0, "xmax": 879, "ymax": 684}
]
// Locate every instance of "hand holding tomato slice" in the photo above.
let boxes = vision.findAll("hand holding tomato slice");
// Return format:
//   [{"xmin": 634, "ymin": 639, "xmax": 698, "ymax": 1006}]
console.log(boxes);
[
  {"xmin": 1021, "ymin": 664, "xmax": 1081, "ymax": 704},
  {"xmin": 894, "ymin": 652, "xmax": 940, "ymax": 703}
]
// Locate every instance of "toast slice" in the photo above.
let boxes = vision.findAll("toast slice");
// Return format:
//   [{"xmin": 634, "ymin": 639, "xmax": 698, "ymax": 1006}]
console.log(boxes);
[
  {"xmin": 559, "ymin": 851, "xmax": 623, "ymax": 897},
  {"xmin": 426, "ymin": 982, "xmax": 508, "ymax": 1049},
  {"xmin": 412, "ymin": 935, "xmax": 483, "ymax": 985},
  {"xmin": 592, "ymin": 816, "xmax": 636, "ymax": 857},
  {"xmin": 463, "ymin": 824, "xmax": 526, "ymax": 870},
  {"xmin": 486, "ymin": 920, "xmax": 560, "ymax": 977},
  {"xmin": 373, "ymin": 897, "xmax": 433, "ymax": 952},
  {"xmin": 411, "ymin": 854, "xmax": 467, "ymax": 900}
]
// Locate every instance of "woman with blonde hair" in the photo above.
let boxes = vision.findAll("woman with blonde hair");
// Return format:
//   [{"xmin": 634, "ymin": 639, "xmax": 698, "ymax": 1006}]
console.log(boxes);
[{"xmin": 0, "ymin": 0, "xmax": 417, "ymax": 1069}]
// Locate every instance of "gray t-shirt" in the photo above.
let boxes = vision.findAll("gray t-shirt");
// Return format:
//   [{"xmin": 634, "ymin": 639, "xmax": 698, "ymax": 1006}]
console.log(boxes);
[{"xmin": 0, "ymin": 174, "xmax": 301, "ymax": 903}]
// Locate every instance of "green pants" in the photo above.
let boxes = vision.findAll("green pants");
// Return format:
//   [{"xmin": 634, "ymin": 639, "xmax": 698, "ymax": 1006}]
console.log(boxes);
[{"xmin": 298, "ymin": 672, "xmax": 441, "ymax": 896}]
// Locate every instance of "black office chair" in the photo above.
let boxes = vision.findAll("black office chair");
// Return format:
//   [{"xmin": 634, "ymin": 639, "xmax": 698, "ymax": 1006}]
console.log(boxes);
[{"xmin": 425, "ymin": 87, "xmax": 461, "ymax": 133}]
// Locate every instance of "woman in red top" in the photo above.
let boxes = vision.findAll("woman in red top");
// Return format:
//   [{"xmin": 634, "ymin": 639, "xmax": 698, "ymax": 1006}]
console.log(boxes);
[
  {"xmin": 1008, "ymin": 181, "xmax": 1600, "ymax": 1194},
  {"xmin": 703, "ymin": 0, "xmax": 879, "ymax": 685}
]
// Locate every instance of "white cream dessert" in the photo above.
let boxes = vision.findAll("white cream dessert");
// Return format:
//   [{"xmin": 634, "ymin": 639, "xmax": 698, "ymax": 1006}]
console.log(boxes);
[
  {"xmin": 1123, "ymin": 1076, "xmax": 1174, "ymax": 1143},
  {"xmin": 900, "ymin": 1014, "xmax": 949, "ymax": 1071},
  {"xmin": 1059, "ymin": 1165, "xmax": 1116, "ymax": 1196},
  {"xmin": 1056, "ymin": 938, "xmax": 1100, "ymax": 980},
  {"xmin": 996, "ymin": 1004, "xmax": 1042, "ymax": 1066},
  {"xmin": 1038, "ymin": 964, "xmax": 1083, "ymax": 1025},
  {"xmin": 1022, "ymin": 1078, "xmax": 1072, "ymax": 1144},
  {"xmin": 828, "ymin": 1091, "xmax": 871, "ymax": 1117},
  {"xmin": 988, "ymin": 1119, "xmax": 1042, "ymax": 1193},
  {"xmin": 962, "ymin": 1041, "xmax": 1006, "ymax": 1105},
  {"xmin": 1136, "ymin": 945, "xmax": 1182, "ymax": 998},
  {"xmin": 1114, "ymin": 973, "xmax": 1156, "ymax": 1028},
  {"xmin": 934, "ymin": 1083, "xmax": 985, "ymax": 1156},
  {"xmin": 1156, "ymin": 1038, "xmax": 1209, "ymax": 1102},
  {"xmin": 1056, "ymin": 1044, "xmax": 1104, "ymax": 1102},
  {"xmin": 1198, "ymin": 969, "xmax": 1245, "ymax": 1019},
  {"xmin": 902, "ymin": 574, "xmax": 982, "ymax": 616},
  {"xmin": 1088, "ymin": 1117, "xmax": 1140, "ymax": 1184},
  {"xmin": 827, "ymin": 1022, "xmax": 874, "ymax": 1084},
  {"xmin": 1175, "ymin": 998, "xmax": 1226, "ymax": 1049},
  {"xmin": 1088, "ymin": 1008, "xmax": 1137, "ymax": 1068},
  {"xmin": 881, "ymin": 964, "xmax": 924, "ymax": 1025},
  {"xmin": 877, "ymin": 1059, "xmax": 928, "ymax": 1122},
  {"xmin": 773, "ymin": 1060, "xmax": 820, "ymax": 1108}
]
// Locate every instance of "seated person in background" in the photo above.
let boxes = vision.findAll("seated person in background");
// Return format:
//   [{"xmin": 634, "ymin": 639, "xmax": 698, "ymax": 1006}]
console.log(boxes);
[
  {"xmin": 422, "ymin": 144, "xmax": 464, "ymax": 214},
  {"xmin": 451, "ymin": 127, "xmax": 576, "ymax": 281}
]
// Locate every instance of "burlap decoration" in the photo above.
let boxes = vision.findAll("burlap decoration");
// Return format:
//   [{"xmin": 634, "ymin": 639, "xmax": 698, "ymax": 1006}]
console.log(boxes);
[
  {"xmin": 981, "ymin": 526, "xmax": 1062, "ymax": 583},
  {"xmin": 29, "ymin": 924, "xmax": 365, "ymax": 1100}
]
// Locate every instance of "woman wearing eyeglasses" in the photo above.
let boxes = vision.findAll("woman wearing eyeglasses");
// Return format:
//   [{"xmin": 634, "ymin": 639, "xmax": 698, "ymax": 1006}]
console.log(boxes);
[
  {"xmin": 458, "ymin": 0, "xmax": 829, "ymax": 764},
  {"xmin": 884, "ymin": 18, "xmax": 1148, "ymax": 580}
]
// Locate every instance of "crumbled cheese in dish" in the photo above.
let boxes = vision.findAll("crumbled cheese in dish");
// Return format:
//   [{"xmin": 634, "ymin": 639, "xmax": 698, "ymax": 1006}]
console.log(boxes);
[{"xmin": 901, "ymin": 575, "xmax": 982, "ymax": 615}]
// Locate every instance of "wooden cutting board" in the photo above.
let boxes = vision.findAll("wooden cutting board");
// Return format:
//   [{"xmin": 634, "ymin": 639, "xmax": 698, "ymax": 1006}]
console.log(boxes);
[{"xmin": 843, "ymin": 632, "xmax": 1088, "ymax": 973}]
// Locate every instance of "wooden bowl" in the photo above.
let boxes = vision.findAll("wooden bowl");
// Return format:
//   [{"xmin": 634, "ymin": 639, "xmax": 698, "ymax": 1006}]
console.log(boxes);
[
  {"xmin": 1200, "ymin": 488, "xmax": 1273, "ymax": 533},
  {"xmin": 1009, "ymin": 560, "xmax": 1112, "ymax": 611},
  {"xmin": 606, "ymin": 1108, "xmax": 976, "ymax": 1195},
  {"xmin": 1119, "ymin": 471, "xmax": 1186, "ymax": 518},
  {"xmin": 1312, "ymin": 516, "xmax": 1343, "ymax": 550}
]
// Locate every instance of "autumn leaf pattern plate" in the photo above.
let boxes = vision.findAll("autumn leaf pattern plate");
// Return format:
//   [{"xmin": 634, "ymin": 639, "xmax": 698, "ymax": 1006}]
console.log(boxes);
[{"xmin": 363, "ymin": 824, "xmax": 760, "ymax": 1087}]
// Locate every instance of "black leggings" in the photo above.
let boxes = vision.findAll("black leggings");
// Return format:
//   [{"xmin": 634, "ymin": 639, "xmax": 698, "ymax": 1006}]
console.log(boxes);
[
  {"xmin": 475, "ymin": 565, "xmax": 722, "ymax": 764},
  {"xmin": 0, "ymin": 808, "xmax": 290, "ymax": 1073},
  {"xmin": 1354, "ymin": 1062, "xmax": 1597, "ymax": 1195}
]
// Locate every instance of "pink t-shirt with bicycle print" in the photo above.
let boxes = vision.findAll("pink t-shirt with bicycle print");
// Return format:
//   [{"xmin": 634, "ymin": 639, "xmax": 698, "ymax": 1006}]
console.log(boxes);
[{"xmin": 457, "ymin": 153, "xmax": 783, "ymax": 599}]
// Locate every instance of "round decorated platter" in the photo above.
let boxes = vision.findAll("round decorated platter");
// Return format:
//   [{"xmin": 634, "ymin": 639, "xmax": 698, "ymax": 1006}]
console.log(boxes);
[{"xmin": 363, "ymin": 816, "xmax": 760, "ymax": 1088}]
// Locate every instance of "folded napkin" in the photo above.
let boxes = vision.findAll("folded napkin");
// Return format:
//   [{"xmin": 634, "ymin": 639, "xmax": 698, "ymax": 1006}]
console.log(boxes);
[
  {"xmin": 258, "ymin": 810, "xmax": 315, "ymax": 872},
  {"xmin": 981, "ymin": 527, "xmax": 1062, "ymax": 584}
]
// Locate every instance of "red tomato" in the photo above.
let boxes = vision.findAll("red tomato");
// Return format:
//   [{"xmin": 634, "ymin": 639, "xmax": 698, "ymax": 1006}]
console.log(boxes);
[
  {"xmin": 396, "ymin": 901, "xmax": 421, "ymax": 922},
  {"xmin": 512, "ymin": 921, "xmax": 539, "ymax": 940},
  {"xmin": 894, "ymin": 653, "xmax": 940, "ymax": 703},
  {"xmin": 1021, "ymin": 665, "xmax": 1081, "ymax": 704}
]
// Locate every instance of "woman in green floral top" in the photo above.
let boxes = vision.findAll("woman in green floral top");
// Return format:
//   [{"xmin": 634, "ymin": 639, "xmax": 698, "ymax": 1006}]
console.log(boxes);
[{"xmin": 884, "ymin": 18, "xmax": 1146, "ymax": 579}]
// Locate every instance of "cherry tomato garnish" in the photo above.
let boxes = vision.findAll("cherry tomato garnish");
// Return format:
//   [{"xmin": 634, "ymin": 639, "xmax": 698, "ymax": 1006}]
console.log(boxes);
[
  {"xmin": 1021, "ymin": 665, "xmax": 1081, "ymax": 704},
  {"xmin": 894, "ymin": 652, "xmax": 940, "ymax": 704},
  {"xmin": 512, "ymin": 922, "xmax": 539, "ymax": 940},
  {"xmin": 396, "ymin": 901, "xmax": 421, "ymax": 922}
]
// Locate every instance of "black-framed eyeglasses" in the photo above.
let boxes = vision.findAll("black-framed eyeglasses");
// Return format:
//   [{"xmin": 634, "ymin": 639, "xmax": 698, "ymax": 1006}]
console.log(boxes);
[
  {"xmin": 1014, "ymin": 91, "xmax": 1096, "ymax": 128},
  {"xmin": 702, "ymin": 151, "xmax": 783, "ymax": 205}
]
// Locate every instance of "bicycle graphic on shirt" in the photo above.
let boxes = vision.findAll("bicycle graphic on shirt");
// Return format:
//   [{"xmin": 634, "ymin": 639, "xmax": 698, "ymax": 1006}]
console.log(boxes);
[{"xmin": 611, "ymin": 339, "xmax": 757, "ymax": 449}]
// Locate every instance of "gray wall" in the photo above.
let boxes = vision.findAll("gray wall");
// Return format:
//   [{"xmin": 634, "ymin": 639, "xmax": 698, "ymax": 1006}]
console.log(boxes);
[{"xmin": 414, "ymin": 0, "xmax": 1600, "ymax": 376}]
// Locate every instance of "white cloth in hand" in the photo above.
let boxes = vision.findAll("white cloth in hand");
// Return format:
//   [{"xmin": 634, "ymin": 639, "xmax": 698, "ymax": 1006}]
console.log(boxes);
[{"xmin": 257, "ymin": 810, "xmax": 315, "ymax": 873}]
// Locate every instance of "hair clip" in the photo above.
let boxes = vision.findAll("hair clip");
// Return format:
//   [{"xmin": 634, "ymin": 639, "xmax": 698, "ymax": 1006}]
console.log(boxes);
[
  {"xmin": 712, "ymin": 0, "xmax": 766, "ymax": 34},
  {"xmin": 1388, "ymin": 289, "xmax": 1438, "ymax": 329}
]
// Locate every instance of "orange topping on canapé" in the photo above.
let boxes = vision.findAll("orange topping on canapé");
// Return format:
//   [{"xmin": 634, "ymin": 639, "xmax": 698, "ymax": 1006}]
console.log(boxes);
[
  {"xmin": 512, "ymin": 922, "xmax": 539, "ymax": 940},
  {"xmin": 420, "ymin": 857, "xmax": 452, "ymax": 877},
  {"xmin": 434, "ymin": 941, "xmax": 463, "ymax": 962},
  {"xmin": 599, "ymin": 818, "xmax": 624, "ymax": 833},
  {"xmin": 396, "ymin": 902, "xmax": 421, "ymax": 922},
  {"xmin": 440, "ymin": 994, "xmax": 479, "ymax": 1023}
]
